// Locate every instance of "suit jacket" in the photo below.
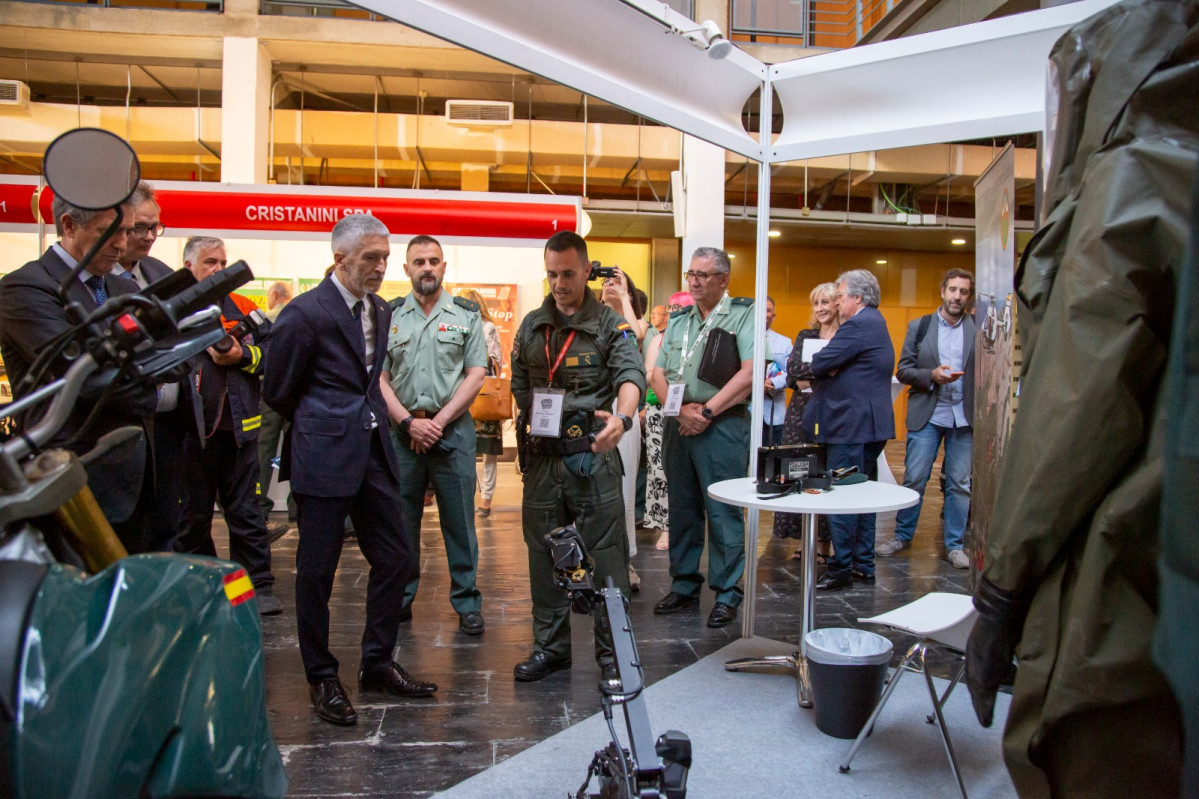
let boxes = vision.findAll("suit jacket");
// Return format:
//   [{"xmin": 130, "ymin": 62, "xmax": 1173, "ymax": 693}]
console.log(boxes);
[
  {"xmin": 137, "ymin": 255, "xmax": 174, "ymax": 284},
  {"xmin": 0, "ymin": 247, "xmax": 157, "ymax": 451},
  {"xmin": 802, "ymin": 305, "xmax": 895, "ymax": 445},
  {"xmin": 895, "ymin": 311, "xmax": 976, "ymax": 431},
  {"xmin": 262, "ymin": 276, "xmax": 397, "ymax": 497}
]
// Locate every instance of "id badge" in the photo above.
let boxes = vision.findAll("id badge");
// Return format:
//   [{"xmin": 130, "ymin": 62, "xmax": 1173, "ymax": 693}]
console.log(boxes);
[
  {"xmin": 531, "ymin": 387, "xmax": 566, "ymax": 437},
  {"xmin": 663, "ymin": 383, "xmax": 685, "ymax": 417}
]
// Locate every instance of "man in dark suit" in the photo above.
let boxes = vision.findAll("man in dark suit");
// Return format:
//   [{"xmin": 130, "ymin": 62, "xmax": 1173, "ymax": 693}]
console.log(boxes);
[
  {"xmin": 0, "ymin": 194, "xmax": 160, "ymax": 552},
  {"xmin": 113, "ymin": 180, "xmax": 172, "ymax": 287},
  {"xmin": 263, "ymin": 213, "xmax": 437, "ymax": 727},
  {"xmin": 803, "ymin": 268, "xmax": 895, "ymax": 590},
  {"xmin": 113, "ymin": 180, "xmax": 203, "ymax": 551},
  {"xmin": 880, "ymin": 268, "xmax": 975, "ymax": 569}
]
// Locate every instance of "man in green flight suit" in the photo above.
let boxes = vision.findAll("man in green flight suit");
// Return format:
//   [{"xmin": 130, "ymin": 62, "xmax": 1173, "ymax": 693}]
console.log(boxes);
[
  {"xmin": 380, "ymin": 235, "xmax": 487, "ymax": 635},
  {"xmin": 511, "ymin": 230, "xmax": 646, "ymax": 684},
  {"xmin": 649, "ymin": 246, "xmax": 755, "ymax": 629}
]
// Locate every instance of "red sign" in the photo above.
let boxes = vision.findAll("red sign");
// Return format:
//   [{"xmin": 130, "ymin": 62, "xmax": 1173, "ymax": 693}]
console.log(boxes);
[
  {"xmin": 0, "ymin": 182, "xmax": 40, "ymax": 225},
  {"xmin": 21, "ymin": 183, "xmax": 578, "ymax": 240}
]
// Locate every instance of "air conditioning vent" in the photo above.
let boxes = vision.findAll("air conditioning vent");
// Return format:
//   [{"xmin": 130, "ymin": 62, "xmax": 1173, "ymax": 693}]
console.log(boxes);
[
  {"xmin": 445, "ymin": 100, "xmax": 514, "ymax": 127},
  {"xmin": 0, "ymin": 80, "xmax": 31, "ymax": 110}
]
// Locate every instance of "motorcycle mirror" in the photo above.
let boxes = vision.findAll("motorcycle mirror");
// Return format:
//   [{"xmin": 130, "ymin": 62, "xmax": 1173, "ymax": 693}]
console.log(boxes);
[{"xmin": 42, "ymin": 128, "xmax": 140, "ymax": 210}]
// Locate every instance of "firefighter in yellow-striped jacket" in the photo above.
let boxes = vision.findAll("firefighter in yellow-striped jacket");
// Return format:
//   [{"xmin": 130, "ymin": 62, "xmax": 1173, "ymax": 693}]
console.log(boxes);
[{"xmin": 172, "ymin": 236, "xmax": 281, "ymax": 616}]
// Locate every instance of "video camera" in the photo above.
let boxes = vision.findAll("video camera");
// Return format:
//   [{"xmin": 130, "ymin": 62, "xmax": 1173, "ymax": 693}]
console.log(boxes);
[
  {"xmin": 545, "ymin": 525, "xmax": 691, "ymax": 799},
  {"xmin": 588, "ymin": 261, "xmax": 617, "ymax": 282},
  {"xmin": 212, "ymin": 307, "xmax": 267, "ymax": 354}
]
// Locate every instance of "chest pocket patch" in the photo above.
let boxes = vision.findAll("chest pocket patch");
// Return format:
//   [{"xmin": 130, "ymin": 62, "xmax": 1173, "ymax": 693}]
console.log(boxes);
[{"xmin": 565, "ymin": 352, "xmax": 599, "ymax": 368}]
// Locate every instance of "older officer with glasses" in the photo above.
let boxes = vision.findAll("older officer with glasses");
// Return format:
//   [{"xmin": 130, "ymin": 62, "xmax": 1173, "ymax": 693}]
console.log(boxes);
[{"xmin": 648, "ymin": 246, "xmax": 755, "ymax": 629}]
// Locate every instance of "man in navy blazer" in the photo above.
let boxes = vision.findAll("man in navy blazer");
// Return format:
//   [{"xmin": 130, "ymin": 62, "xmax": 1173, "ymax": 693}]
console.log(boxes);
[
  {"xmin": 0, "ymin": 194, "xmax": 161, "ymax": 552},
  {"xmin": 263, "ymin": 213, "xmax": 437, "ymax": 727},
  {"xmin": 803, "ymin": 268, "xmax": 895, "ymax": 590}
]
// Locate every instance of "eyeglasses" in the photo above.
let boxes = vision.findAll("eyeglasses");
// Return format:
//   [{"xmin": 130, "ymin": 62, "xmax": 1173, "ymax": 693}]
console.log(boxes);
[
  {"xmin": 683, "ymin": 270, "xmax": 726, "ymax": 282},
  {"xmin": 130, "ymin": 223, "xmax": 166, "ymax": 239}
]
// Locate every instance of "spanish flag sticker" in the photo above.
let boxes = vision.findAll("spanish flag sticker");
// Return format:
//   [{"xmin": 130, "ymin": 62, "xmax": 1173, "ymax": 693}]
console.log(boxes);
[
  {"xmin": 616, "ymin": 322, "xmax": 631, "ymax": 331},
  {"xmin": 223, "ymin": 569, "xmax": 255, "ymax": 607}
]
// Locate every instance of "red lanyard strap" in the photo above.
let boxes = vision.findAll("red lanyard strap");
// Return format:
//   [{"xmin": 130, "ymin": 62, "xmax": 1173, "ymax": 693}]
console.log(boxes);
[{"xmin": 544, "ymin": 328, "xmax": 578, "ymax": 385}]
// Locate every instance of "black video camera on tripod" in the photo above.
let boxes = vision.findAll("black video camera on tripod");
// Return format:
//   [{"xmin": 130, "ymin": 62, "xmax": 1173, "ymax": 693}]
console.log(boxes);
[{"xmin": 545, "ymin": 525, "xmax": 691, "ymax": 799}]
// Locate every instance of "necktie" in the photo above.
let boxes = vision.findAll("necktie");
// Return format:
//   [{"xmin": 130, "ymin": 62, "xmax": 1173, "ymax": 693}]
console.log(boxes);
[
  {"xmin": 86, "ymin": 275, "xmax": 107, "ymax": 304},
  {"xmin": 119, "ymin": 269, "xmax": 138, "ymax": 282},
  {"xmin": 352, "ymin": 300, "xmax": 363, "ymax": 320}
]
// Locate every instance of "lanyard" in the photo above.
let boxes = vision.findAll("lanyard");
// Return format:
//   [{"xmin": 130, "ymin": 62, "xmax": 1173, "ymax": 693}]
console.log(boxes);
[
  {"xmin": 676, "ymin": 292, "xmax": 728, "ymax": 380},
  {"xmin": 544, "ymin": 328, "xmax": 578, "ymax": 385}
]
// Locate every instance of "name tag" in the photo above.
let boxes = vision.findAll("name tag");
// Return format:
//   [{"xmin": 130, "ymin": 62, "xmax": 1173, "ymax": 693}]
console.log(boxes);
[
  {"xmin": 531, "ymin": 388, "xmax": 566, "ymax": 438},
  {"xmin": 663, "ymin": 383, "xmax": 685, "ymax": 416}
]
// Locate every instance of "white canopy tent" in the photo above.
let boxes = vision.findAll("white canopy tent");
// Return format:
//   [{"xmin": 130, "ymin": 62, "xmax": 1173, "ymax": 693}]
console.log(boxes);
[{"xmin": 346, "ymin": 0, "xmax": 1119, "ymax": 634}]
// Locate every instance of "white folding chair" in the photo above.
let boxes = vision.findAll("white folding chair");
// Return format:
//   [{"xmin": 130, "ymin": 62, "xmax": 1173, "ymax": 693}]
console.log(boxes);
[{"xmin": 839, "ymin": 592, "xmax": 978, "ymax": 799}]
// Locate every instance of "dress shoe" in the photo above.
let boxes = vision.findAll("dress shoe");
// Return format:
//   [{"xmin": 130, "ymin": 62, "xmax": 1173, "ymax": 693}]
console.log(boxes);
[
  {"xmin": 256, "ymin": 590, "xmax": 282, "ymax": 616},
  {"xmin": 816, "ymin": 572, "xmax": 853, "ymax": 591},
  {"xmin": 398, "ymin": 605, "xmax": 412, "ymax": 623},
  {"xmin": 359, "ymin": 661, "xmax": 437, "ymax": 698},
  {"xmin": 458, "ymin": 610, "xmax": 485, "ymax": 635},
  {"xmin": 265, "ymin": 521, "xmax": 290, "ymax": 544},
  {"xmin": 851, "ymin": 569, "xmax": 876, "ymax": 585},
  {"xmin": 707, "ymin": 602, "xmax": 738, "ymax": 628},
  {"xmin": 476, "ymin": 506, "xmax": 491, "ymax": 518},
  {"xmin": 513, "ymin": 650, "xmax": 572, "ymax": 682},
  {"xmin": 310, "ymin": 678, "xmax": 357, "ymax": 726},
  {"xmin": 653, "ymin": 591, "xmax": 699, "ymax": 615}
]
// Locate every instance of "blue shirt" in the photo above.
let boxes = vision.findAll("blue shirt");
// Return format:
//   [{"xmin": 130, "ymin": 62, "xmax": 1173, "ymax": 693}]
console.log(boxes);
[{"xmin": 930, "ymin": 311, "xmax": 969, "ymax": 428}]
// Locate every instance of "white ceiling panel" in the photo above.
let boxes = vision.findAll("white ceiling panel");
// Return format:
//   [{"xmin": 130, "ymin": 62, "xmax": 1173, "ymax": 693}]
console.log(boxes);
[
  {"xmin": 343, "ymin": 0, "xmax": 766, "ymax": 159},
  {"xmin": 768, "ymin": 0, "xmax": 1120, "ymax": 163}
]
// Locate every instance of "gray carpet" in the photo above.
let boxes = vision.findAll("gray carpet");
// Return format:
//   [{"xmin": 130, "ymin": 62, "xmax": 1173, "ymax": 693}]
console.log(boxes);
[{"xmin": 434, "ymin": 637, "xmax": 1016, "ymax": 798}]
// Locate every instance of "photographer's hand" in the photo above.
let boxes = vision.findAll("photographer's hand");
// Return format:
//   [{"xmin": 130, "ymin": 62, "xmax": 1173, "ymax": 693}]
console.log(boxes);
[{"xmin": 209, "ymin": 339, "xmax": 243, "ymax": 366}]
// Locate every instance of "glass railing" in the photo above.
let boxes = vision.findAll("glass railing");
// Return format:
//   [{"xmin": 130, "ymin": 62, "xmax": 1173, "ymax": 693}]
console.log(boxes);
[
  {"xmin": 260, "ymin": 0, "xmax": 382, "ymax": 20},
  {"xmin": 731, "ymin": 0, "xmax": 899, "ymax": 47},
  {"xmin": 8, "ymin": 0, "xmax": 222, "ymax": 9}
]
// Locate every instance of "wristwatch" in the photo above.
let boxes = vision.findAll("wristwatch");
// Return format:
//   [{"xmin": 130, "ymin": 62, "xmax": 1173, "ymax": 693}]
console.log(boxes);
[
  {"xmin": 700, "ymin": 405, "xmax": 715, "ymax": 421},
  {"xmin": 615, "ymin": 412, "xmax": 634, "ymax": 432},
  {"xmin": 399, "ymin": 414, "xmax": 415, "ymax": 432}
]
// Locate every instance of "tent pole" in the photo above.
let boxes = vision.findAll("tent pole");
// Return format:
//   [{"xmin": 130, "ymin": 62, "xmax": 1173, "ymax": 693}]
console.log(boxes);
[{"xmin": 742, "ymin": 75, "xmax": 773, "ymax": 640}]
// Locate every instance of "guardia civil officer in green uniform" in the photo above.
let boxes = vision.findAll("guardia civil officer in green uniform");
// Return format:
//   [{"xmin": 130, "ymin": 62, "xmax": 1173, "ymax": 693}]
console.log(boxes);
[
  {"xmin": 649, "ymin": 247, "xmax": 755, "ymax": 629},
  {"xmin": 511, "ymin": 230, "xmax": 645, "ymax": 684},
  {"xmin": 380, "ymin": 235, "xmax": 487, "ymax": 636}
]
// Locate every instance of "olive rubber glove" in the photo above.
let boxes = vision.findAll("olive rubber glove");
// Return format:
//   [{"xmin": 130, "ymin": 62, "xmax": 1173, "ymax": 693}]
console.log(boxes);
[{"xmin": 965, "ymin": 577, "xmax": 1030, "ymax": 728}]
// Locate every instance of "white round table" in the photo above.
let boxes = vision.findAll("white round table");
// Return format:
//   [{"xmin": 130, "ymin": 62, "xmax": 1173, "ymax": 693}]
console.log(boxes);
[{"xmin": 708, "ymin": 477, "xmax": 919, "ymax": 707}]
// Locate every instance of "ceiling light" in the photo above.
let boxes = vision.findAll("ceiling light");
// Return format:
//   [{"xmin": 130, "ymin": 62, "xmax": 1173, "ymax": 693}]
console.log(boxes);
[
  {"xmin": 951, "ymin": 238, "xmax": 967, "ymax": 245},
  {"xmin": 768, "ymin": 230, "xmax": 781, "ymax": 238},
  {"xmin": 728, "ymin": 253, "xmax": 736, "ymax": 258},
  {"xmin": 675, "ymin": 19, "xmax": 733, "ymax": 59},
  {"xmin": 875, "ymin": 259, "xmax": 887, "ymax": 265}
]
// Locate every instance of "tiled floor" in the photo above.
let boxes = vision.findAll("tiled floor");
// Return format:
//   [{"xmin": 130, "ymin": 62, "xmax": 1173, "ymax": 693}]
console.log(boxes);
[{"xmin": 239, "ymin": 440, "xmax": 970, "ymax": 798}]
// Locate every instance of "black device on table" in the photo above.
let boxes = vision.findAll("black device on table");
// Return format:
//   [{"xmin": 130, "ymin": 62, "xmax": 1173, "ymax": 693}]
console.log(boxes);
[
  {"xmin": 545, "ymin": 525, "xmax": 691, "ymax": 799},
  {"xmin": 756, "ymin": 443, "xmax": 832, "ymax": 496}
]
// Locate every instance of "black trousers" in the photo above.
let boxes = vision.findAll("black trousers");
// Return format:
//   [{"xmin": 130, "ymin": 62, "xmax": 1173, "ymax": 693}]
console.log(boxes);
[
  {"xmin": 294, "ymin": 435, "xmax": 411, "ymax": 684},
  {"xmin": 174, "ymin": 429, "xmax": 274, "ymax": 589},
  {"xmin": 147, "ymin": 406, "xmax": 195, "ymax": 550}
]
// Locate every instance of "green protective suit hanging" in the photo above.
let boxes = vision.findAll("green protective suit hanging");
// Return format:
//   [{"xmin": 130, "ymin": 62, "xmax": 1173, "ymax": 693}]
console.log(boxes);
[{"xmin": 964, "ymin": 0, "xmax": 1199, "ymax": 795}]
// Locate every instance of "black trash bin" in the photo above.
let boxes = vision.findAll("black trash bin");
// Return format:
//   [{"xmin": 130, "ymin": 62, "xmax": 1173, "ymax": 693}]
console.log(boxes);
[{"xmin": 804, "ymin": 628, "xmax": 893, "ymax": 739}]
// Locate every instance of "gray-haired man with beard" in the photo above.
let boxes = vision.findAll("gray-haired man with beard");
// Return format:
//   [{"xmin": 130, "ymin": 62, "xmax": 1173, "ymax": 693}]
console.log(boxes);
[{"xmin": 379, "ymin": 235, "xmax": 488, "ymax": 634}]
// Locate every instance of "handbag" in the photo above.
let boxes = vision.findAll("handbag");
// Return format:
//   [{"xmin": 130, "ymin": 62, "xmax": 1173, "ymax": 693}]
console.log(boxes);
[{"xmin": 471, "ymin": 356, "xmax": 512, "ymax": 421}]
